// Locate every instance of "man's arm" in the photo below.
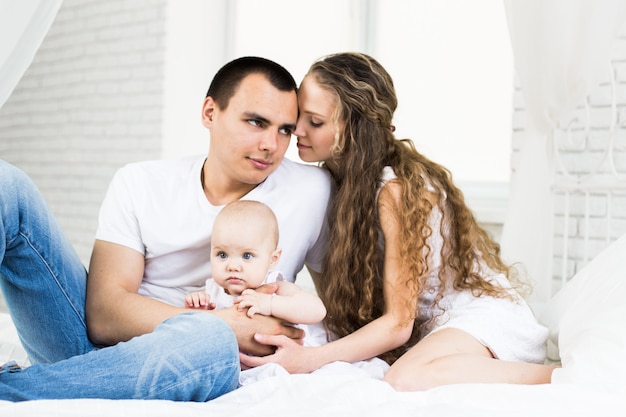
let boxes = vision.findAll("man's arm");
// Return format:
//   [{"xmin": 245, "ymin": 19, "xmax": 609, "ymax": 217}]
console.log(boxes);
[
  {"xmin": 86, "ymin": 240, "xmax": 181, "ymax": 345},
  {"xmin": 86, "ymin": 240, "xmax": 303, "ymax": 354}
]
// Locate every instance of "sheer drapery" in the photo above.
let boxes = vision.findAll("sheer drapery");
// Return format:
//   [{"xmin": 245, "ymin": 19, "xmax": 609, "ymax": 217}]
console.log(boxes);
[
  {"xmin": 501, "ymin": 0, "xmax": 626, "ymax": 310},
  {"xmin": 0, "ymin": 0, "xmax": 62, "ymax": 109}
]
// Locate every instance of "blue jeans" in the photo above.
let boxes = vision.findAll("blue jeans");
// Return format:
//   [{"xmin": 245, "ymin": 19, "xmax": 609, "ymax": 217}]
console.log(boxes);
[{"xmin": 0, "ymin": 160, "xmax": 239, "ymax": 400}]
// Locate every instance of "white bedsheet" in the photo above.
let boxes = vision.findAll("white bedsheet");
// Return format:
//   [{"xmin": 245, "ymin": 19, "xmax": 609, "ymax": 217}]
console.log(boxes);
[
  {"xmin": 0, "ymin": 369, "xmax": 624, "ymax": 416},
  {"xmin": 5, "ymin": 226, "xmax": 626, "ymax": 417},
  {"xmin": 0, "ymin": 311, "xmax": 625, "ymax": 416}
]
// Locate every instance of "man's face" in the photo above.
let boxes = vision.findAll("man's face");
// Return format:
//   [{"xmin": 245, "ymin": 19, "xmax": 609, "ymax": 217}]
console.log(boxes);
[{"xmin": 202, "ymin": 73, "xmax": 298, "ymax": 189}]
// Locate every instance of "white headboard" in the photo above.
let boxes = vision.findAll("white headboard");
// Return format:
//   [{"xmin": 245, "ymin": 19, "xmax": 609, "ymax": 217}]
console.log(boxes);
[{"xmin": 551, "ymin": 61, "xmax": 626, "ymax": 295}]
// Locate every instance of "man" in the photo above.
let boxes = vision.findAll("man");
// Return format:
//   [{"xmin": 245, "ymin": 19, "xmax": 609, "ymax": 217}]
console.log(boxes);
[{"xmin": 0, "ymin": 57, "xmax": 331, "ymax": 401}]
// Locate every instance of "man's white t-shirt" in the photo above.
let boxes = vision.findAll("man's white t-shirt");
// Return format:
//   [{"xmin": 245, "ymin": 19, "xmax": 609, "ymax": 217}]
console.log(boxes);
[{"xmin": 95, "ymin": 155, "xmax": 331, "ymax": 307}]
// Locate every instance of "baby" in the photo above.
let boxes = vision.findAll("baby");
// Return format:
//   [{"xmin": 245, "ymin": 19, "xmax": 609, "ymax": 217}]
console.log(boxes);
[{"xmin": 185, "ymin": 200, "xmax": 326, "ymax": 327}]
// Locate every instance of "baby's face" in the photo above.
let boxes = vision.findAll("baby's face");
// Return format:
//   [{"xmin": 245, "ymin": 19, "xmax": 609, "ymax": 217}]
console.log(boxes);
[{"xmin": 210, "ymin": 223, "xmax": 279, "ymax": 296}]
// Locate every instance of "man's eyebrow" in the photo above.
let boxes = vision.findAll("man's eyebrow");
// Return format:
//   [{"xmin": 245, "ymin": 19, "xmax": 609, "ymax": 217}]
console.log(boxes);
[
  {"xmin": 244, "ymin": 112, "xmax": 295, "ymax": 132},
  {"xmin": 243, "ymin": 112, "xmax": 270, "ymax": 124}
]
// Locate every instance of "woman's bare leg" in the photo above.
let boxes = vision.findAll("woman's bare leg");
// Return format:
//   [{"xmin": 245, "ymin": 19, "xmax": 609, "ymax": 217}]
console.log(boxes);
[{"xmin": 383, "ymin": 328, "xmax": 558, "ymax": 391}]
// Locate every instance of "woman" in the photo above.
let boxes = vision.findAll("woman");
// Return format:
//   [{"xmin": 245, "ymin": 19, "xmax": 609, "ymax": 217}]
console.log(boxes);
[{"xmin": 240, "ymin": 52, "xmax": 557, "ymax": 390}]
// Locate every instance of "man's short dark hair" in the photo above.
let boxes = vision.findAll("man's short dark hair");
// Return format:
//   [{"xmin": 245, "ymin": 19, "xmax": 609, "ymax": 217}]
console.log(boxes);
[{"xmin": 206, "ymin": 56, "xmax": 297, "ymax": 109}]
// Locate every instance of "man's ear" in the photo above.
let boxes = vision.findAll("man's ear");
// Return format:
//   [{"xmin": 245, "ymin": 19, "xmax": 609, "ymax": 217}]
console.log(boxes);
[
  {"xmin": 201, "ymin": 96, "xmax": 217, "ymax": 128},
  {"xmin": 270, "ymin": 248, "xmax": 282, "ymax": 268}
]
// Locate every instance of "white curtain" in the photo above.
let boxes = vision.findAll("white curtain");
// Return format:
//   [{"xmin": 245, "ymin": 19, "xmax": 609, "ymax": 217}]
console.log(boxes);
[
  {"xmin": 0, "ymin": 0, "xmax": 62, "ymax": 109},
  {"xmin": 501, "ymin": 0, "xmax": 626, "ymax": 311}
]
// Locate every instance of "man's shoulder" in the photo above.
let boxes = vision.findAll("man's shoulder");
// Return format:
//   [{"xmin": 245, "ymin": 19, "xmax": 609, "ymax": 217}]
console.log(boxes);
[
  {"xmin": 115, "ymin": 155, "xmax": 203, "ymax": 181},
  {"xmin": 273, "ymin": 158, "xmax": 331, "ymax": 185},
  {"xmin": 120, "ymin": 154, "xmax": 201, "ymax": 172},
  {"xmin": 252, "ymin": 158, "xmax": 331, "ymax": 216}
]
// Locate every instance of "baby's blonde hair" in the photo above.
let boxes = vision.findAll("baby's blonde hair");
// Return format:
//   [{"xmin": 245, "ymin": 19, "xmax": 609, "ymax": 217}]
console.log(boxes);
[{"xmin": 214, "ymin": 200, "xmax": 279, "ymax": 247}]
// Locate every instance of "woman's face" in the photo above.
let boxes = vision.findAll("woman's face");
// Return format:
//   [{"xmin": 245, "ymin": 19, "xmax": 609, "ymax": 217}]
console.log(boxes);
[{"xmin": 294, "ymin": 74, "xmax": 339, "ymax": 164}]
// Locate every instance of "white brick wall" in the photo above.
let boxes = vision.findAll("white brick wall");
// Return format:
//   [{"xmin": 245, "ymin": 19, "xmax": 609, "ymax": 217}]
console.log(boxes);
[
  {"xmin": 0, "ymin": 0, "xmax": 166, "ymax": 264},
  {"xmin": 8, "ymin": 1, "xmax": 621, "ymax": 289},
  {"xmin": 511, "ymin": 23, "xmax": 626, "ymax": 294}
]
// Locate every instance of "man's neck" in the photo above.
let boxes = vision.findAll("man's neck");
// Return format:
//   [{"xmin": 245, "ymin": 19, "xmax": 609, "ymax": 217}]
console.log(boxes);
[{"xmin": 201, "ymin": 159, "xmax": 257, "ymax": 206}]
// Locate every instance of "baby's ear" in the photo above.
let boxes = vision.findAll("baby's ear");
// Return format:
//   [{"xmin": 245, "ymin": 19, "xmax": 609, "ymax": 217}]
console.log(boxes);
[{"xmin": 270, "ymin": 248, "xmax": 283, "ymax": 267}]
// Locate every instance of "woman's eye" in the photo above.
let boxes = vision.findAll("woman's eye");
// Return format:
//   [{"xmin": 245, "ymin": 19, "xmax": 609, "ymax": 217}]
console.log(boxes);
[{"xmin": 310, "ymin": 120, "xmax": 323, "ymax": 128}]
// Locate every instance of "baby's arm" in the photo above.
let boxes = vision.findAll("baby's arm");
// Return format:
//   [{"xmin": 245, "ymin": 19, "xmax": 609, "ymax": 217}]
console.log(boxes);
[
  {"xmin": 235, "ymin": 281, "xmax": 326, "ymax": 324},
  {"xmin": 184, "ymin": 290, "xmax": 215, "ymax": 310}
]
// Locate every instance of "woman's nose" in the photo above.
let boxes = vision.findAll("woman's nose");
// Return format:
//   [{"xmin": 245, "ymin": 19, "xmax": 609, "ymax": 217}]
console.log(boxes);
[{"xmin": 294, "ymin": 118, "xmax": 306, "ymax": 137}]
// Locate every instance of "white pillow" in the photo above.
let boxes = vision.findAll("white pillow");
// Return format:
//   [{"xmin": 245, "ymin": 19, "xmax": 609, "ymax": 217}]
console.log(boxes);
[{"xmin": 541, "ymin": 234, "xmax": 626, "ymax": 384}]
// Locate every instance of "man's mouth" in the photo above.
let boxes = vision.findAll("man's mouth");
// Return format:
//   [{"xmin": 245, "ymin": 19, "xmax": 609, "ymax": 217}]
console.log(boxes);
[{"xmin": 248, "ymin": 157, "xmax": 272, "ymax": 169}]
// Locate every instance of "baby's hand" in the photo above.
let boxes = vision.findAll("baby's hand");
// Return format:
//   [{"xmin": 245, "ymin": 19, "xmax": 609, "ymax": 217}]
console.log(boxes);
[
  {"xmin": 184, "ymin": 291, "xmax": 215, "ymax": 310},
  {"xmin": 235, "ymin": 289, "xmax": 272, "ymax": 318}
]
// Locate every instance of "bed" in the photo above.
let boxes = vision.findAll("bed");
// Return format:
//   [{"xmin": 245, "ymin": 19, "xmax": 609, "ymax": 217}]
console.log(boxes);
[{"xmin": 1, "ymin": 233, "xmax": 626, "ymax": 416}]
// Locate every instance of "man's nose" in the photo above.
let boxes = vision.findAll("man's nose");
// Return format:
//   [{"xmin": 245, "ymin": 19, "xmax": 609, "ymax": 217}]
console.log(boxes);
[{"xmin": 260, "ymin": 130, "xmax": 279, "ymax": 153}]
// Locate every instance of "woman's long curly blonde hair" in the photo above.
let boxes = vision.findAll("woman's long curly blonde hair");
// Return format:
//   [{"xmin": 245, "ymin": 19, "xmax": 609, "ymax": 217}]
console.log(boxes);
[{"xmin": 308, "ymin": 52, "xmax": 525, "ymax": 364}]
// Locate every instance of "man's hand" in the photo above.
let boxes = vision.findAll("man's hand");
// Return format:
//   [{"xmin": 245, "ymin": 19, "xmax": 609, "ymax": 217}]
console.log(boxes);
[{"xmin": 213, "ymin": 306, "xmax": 304, "ymax": 356}]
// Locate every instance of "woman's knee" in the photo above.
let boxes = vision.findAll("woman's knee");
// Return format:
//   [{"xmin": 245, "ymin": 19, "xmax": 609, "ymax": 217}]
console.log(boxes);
[
  {"xmin": 384, "ymin": 357, "xmax": 454, "ymax": 392},
  {"xmin": 384, "ymin": 364, "xmax": 431, "ymax": 392}
]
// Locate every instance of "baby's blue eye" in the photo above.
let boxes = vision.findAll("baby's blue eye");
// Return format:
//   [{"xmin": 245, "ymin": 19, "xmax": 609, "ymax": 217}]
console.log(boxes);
[
  {"xmin": 218, "ymin": 252, "xmax": 227, "ymax": 259},
  {"xmin": 243, "ymin": 252, "xmax": 254, "ymax": 260}
]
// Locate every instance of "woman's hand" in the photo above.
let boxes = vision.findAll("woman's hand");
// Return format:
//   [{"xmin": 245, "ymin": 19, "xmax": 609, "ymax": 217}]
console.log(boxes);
[{"xmin": 239, "ymin": 333, "xmax": 320, "ymax": 374}]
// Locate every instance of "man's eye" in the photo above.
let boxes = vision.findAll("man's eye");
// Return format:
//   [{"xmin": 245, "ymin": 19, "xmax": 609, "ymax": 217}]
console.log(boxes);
[
  {"xmin": 279, "ymin": 127, "xmax": 294, "ymax": 136},
  {"xmin": 248, "ymin": 119, "xmax": 263, "ymax": 127}
]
